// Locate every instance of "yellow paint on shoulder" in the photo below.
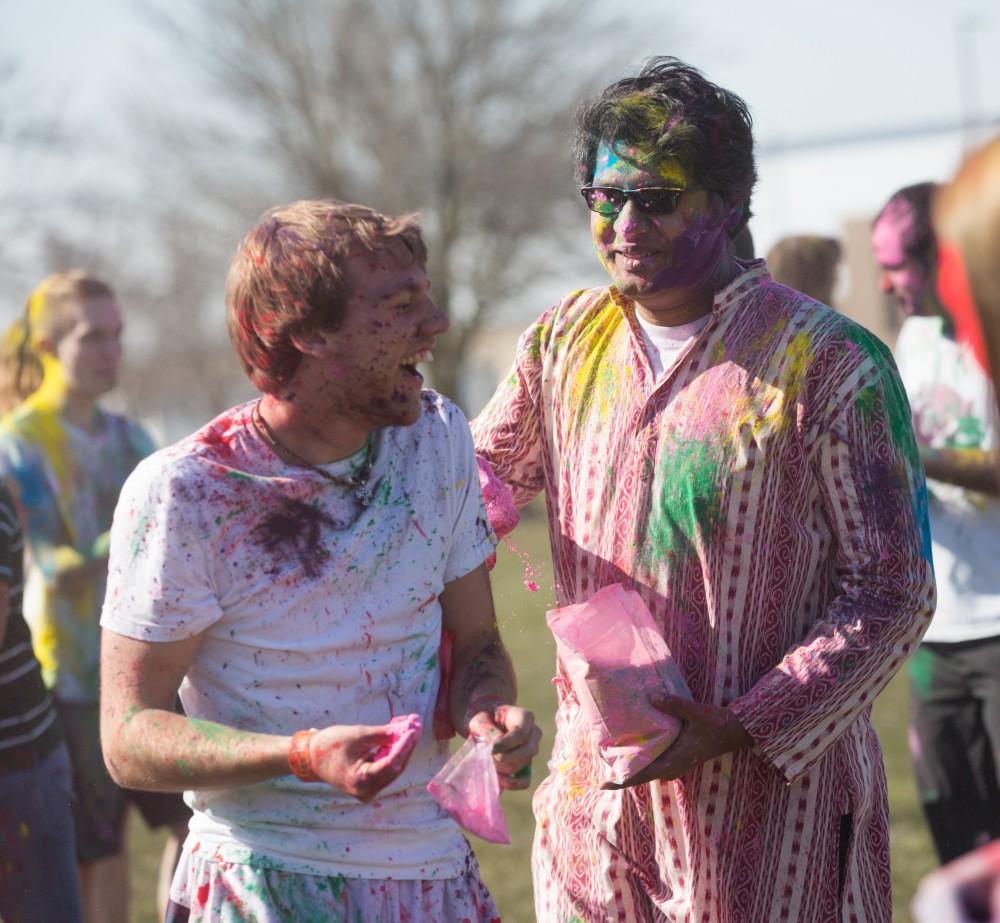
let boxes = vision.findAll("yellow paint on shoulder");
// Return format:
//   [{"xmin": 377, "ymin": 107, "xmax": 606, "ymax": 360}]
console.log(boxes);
[
  {"xmin": 726, "ymin": 330, "xmax": 815, "ymax": 465},
  {"xmin": 570, "ymin": 310, "xmax": 625, "ymax": 427}
]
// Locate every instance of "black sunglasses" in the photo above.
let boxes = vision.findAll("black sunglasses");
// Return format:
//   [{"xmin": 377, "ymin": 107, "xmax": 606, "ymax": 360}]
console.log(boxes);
[{"xmin": 580, "ymin": 185, "xmax": 686, "ymax": 219}]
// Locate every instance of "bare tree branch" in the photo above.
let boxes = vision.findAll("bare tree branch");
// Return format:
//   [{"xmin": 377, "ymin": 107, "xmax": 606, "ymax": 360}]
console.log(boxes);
[{"xmin": 126, "ymin": 0, "xmax": 643, "ymax": 410}]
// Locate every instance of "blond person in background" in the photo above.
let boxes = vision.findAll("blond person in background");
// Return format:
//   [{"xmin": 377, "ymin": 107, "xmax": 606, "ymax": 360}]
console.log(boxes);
[
  {"xmin": 0, "ymin": 272, "xmax": 190, "ymax": 923},
  {"xmin": 766, "ymin": 234, "xmax": 842, "ymax": 307}
]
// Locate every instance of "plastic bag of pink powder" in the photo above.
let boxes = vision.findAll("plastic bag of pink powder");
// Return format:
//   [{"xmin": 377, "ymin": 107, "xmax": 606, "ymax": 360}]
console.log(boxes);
[
  {"xmin": 477, "ymin": 456, "xmax": 519, "ymax": 540},
  {"xmin": 546, "ymin": 583, "xmax": 692, "ymax": 785},
  {"xmin": 427, "ymin": 736, "xmax": 510, "ymax": 844}
]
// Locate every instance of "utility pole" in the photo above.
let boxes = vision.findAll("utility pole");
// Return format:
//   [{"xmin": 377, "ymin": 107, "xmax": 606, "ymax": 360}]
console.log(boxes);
[{"xmin": 957, "ymin": 13, "xmax": 986, "ymax": 150}]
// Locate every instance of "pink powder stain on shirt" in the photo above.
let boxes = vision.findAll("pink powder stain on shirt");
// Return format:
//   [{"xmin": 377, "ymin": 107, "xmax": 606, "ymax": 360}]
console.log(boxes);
[{"xmin": 193, "ymin": 410, "xmax": 243, "ymax": 464}]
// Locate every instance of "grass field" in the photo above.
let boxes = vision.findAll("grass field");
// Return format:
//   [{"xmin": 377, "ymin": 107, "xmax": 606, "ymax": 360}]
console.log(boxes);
[{"xmin": 127, "ymin": 506, "xmax": 937, "ymax": 922}]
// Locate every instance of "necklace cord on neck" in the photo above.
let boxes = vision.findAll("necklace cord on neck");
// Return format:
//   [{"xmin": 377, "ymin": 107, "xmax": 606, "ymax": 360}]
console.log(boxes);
[{"xmin": 250, "ymin": 401, "xmax": 376, "ymax": 506}]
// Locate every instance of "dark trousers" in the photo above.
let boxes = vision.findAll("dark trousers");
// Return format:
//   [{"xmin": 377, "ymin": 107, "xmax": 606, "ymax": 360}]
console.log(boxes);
[{"xmin": 909, "ymin": 636, "xmax": 1000, "ymax": 863}]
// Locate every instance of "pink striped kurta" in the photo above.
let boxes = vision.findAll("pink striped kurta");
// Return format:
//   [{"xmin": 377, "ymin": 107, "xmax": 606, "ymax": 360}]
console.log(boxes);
[{"xmin": 472, "ymin": 263, "xmax": 935, "ymax": 922}]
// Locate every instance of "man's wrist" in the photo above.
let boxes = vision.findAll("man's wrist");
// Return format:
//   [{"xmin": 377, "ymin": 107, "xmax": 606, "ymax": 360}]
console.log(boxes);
[
  {"xmin": 726, "ymin": 713, "xmax": 754, "ymax": 752},
  {"xmin": 288, "ymin": 729, "xmax": 320, "ymax": 782},
  {"xmin": 466, "ymin": 693, "xmax": 505, "ymax": 717}
]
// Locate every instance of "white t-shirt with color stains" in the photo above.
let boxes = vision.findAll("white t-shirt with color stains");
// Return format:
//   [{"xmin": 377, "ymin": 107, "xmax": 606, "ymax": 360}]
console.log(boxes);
[
  {"xmin": 101, "ymin": 394, "xmax": 496, "ymax": 880},
  {"xmin": 895, "ymin": 315, "xmax": 1000, "ymax": 642}
]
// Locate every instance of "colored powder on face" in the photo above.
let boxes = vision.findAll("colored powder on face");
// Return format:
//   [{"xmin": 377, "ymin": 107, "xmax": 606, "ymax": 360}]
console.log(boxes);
[{"xmin": 645, "ymin": 214, "xmax": 729, "ymax": 292}]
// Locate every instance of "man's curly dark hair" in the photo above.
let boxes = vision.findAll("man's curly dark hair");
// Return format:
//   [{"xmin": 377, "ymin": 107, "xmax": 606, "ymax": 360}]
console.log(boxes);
[{"xmin": 573, "ymin": 56, "xmax": 757, "ymax": 232}]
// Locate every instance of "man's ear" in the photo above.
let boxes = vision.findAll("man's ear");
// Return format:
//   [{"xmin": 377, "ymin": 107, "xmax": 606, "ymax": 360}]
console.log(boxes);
[
  {"xmin": 723, "ymin": 201, "xmax": 745, "ymax": 234},
  {"xmin": 289, "ymin": 326, "xmax": 335, "ymax": 359}
]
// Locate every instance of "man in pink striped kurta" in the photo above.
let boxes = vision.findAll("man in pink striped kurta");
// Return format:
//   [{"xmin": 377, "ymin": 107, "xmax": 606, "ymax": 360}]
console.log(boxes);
[{"xmin": 472, "ymin": 57, "xmax": 935, "ymax": 922}]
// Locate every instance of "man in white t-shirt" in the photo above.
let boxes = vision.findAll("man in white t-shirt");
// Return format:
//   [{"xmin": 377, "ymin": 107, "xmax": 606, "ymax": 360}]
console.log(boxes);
[
  {"xmin": 98, "ymin": 200, "xmax": 540, "ymax": 922},
  {"xmin": 874, "ymin": 182, "xmax": 1000, "ymax": 863}
]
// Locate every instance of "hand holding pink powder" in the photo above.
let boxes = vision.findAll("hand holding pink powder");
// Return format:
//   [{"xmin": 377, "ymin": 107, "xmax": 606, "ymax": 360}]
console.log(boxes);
[
  {"xmin": 546, "ymin": 584, "xmax": 692, "ymax": 785},
  {"xmin": 308, "ymin": 713, "xmax": 422, "ymax": 803},
  {"xmin": 477, "ymin": 456, "xmax": 519, "ymax": 540}
]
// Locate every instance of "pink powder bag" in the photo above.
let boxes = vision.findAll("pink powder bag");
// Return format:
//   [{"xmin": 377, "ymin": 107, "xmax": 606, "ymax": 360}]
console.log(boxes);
[
  {"xmin": 546, "ymin": 583, "xmax": 692, "ymax": 785},
  {"xmin": 427, "ymin": 736, "xmax": 511, "ymax": 844},
  {"xmin": 477, "ymin": 456, "xmax": 519, "ymax": 539}
]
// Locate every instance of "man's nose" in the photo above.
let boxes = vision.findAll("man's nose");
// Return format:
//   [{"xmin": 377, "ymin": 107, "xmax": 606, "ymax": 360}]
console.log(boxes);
[
  {"xmin": 422, "ymin": 298, "xmax": 449, "ymax": 337},
  {"xmin": 879, "ymin": 272, "xmax": 894, "ymax": 294},
  {"xmin": 614, "ymin": 199, "xmax": 653, "ymax": 236}
]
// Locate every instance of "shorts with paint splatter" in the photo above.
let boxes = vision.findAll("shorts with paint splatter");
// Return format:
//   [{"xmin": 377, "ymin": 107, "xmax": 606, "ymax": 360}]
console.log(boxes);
[{"xmin": 166, "ymin": 844, "xmax": 501, "ymax": 923}]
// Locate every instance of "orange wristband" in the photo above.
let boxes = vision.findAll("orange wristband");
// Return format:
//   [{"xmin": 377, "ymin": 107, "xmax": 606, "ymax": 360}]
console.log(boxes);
[{"xmin": 288, "ymin": 729, "xmax": 319, "ymax": 782}]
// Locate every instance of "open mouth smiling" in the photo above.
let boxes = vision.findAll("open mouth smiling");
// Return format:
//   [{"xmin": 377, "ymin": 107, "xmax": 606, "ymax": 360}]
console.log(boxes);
[
  {"xmin": 400, "ymin": 349, "xmax": 433, "ymax": 380},
  {"xmin": 615, "ymin": 247, "xmax": 666, "ymax": 272}
]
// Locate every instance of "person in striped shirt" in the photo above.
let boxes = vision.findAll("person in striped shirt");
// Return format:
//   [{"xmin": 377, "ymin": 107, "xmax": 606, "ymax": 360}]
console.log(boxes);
[
  {"xmin": 0, "ymin": 481, "xmax": 82, "ymax": 922},
  {"xmin": 473, "ymin": 57, "xmax": 935, "ymax": 922},
  {"xmin": 0, "ymin": 271, "xmax": 190, "ymax": 923}
]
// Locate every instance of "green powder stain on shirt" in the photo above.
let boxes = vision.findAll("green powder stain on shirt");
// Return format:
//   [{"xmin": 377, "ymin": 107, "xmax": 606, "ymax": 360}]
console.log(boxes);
[
  {"xmin": 846, "ymin": 325, "xmax": 915, "ymax": 451},
  {"xmin": 644, "ymin": 438, "xmax": 726, "ymax": 562},
  {"xmin": 854, "ymin": 385, "xmax": 878, "ymax": 419}
]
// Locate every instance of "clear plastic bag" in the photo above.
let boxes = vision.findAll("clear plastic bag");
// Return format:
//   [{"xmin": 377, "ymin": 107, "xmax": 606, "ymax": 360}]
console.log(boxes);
[
  {"xmin": 427, "ymin": 736, "xmax": 511, "ymax": 844},
  {"xmin": 546, "ymin": 583, "xmax": 692, "ymax": 785}
]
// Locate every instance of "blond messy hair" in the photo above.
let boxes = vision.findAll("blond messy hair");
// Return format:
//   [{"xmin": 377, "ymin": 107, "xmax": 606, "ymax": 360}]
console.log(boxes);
[{"xmin": 226, "ymin": 199, "xmax": 427, "ymax": 395}]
